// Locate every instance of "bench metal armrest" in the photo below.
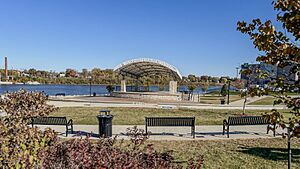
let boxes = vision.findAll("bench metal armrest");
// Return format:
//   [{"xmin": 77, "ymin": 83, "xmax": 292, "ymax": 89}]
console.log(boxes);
[
  {"xmin": 223, "ymin": 119, "xmax": 228, "ymax": 126},
  {"xmin": 67, "ymin": 119, "xmax": 73, "ymax": 126}
]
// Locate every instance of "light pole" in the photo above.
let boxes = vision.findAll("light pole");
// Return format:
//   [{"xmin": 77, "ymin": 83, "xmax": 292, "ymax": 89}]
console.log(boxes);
[
  {"xmin": 88, "ymin": 76, "xmax": 92, "ymax": 96},
  {"xmin": 227, "ymin": 79, "xmax": 231, "ymax": 105},
  {"xmin": 236, "ymin": 67, "xmax": 240, "ymax": 79}
]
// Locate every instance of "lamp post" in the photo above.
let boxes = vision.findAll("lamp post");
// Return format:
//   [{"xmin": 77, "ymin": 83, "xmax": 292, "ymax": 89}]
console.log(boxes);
[
  {"xmin": 88, "ymin": 76, "xmax": 92, "ymax": 96},
  {"xmin": 227, "ymin": 79, "xmax": 231, "ymax": 105}
]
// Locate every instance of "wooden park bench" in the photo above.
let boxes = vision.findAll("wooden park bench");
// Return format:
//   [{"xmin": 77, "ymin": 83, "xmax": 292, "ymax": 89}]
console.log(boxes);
[
  {"xmin": 223, "ymin": 116, "xmax": 275, "ymax": 138},
  {"xmin": 31, "ymin": 117, "xmax": 73, "ymax": 136},
  {"xmin": 55, "ymin": 93, "xmax": 66, "ymax": 96},
  {"xmin": 145, "ymin": 117, "xmax": 195, "ymax": 138}
]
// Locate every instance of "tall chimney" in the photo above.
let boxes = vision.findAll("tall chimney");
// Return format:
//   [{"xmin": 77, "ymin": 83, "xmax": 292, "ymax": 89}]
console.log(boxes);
[{"xmin": 5, "ymin": 57, "xmax": 8, "ymax": 81}]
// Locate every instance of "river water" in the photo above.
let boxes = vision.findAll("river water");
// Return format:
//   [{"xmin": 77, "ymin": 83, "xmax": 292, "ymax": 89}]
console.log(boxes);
[{"xmin": 0, "ymin": 84, "xmax": 236, "ymax": 96}]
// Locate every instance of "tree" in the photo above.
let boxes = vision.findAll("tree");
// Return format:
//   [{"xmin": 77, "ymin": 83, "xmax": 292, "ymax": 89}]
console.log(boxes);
[
  {"xmin": 91, "ymin": 68, "xmax": 102, "ymax": 79},
  {"xmin": 82, "ymin": 68, "xmax": 89, "ymax": 78},
  {"xmin": 28, "ymin": 68, "xmax": 37, "ymax": 77},
  {"xmin": 188, "ymin": 74, "xmax": 197, "ymax": 82},
  {"xmin": 211, "ymin": 77, "xmax": 220, "ymax": 83},
  {"xmin": 201, "ymin": 82, "xmax": 209, "ymax": 95},
  {"xmin": 200, "ymin": 75, "xmax": 209, "ymax": 82},
  {"xmin": 231, "ymin": 79, "xmax": 245, "ymax": 90},
  {"xmin": 219, "ymin": 77, "xmax": 228, "ymax": 83},
  {"xmin": 65, "ymin": 69, "xmax": 77, "ymax": 77},
  {"xmin": 220, "ymin": 84, "xmax": 228, "ymax": 97},
  {"xmin": 188, "ymin": 84, "xmax": 197, "ymax": 101},
  {"xmin": 237, "ymin": 0, "xmax": 300, "ymax": 136},
  {"xmin": 106, "ymin": 85, "xmax": 115, "ymax": 94}
]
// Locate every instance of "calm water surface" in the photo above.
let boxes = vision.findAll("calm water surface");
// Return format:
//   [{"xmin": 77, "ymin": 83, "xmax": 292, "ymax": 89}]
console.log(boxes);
[{"xmin": 0, "ymin": 84, "xmax": 236, "ymax": 96}]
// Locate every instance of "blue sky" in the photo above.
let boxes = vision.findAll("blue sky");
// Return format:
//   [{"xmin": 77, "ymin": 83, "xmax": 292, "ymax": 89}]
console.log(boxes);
[{"xmin": 0, "ymin": 0, "xmax": 278, "ymax": 77}]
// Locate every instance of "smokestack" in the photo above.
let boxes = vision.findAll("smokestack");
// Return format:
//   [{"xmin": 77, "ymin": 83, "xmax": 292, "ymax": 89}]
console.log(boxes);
[{"xmin": 5, "ymin": 57, "xmax": 8, "ymax": 81}]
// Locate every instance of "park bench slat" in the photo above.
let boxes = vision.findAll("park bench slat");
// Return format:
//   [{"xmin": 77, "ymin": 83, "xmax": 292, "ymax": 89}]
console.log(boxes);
[
  {"xmin": 223, "ymin": 116, "xmax": 275, "ymax": 138},
  {"xmin": 145, "ymin": 117, "xmax": 195, "ymax": 138},
  {"xmin": 31, "ymin": 117, "xmax": 73, "ymax": 137}
]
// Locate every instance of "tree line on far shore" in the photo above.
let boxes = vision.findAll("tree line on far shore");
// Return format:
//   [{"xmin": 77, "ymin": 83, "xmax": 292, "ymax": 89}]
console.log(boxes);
[{"xmin": 0, "ymin": 68, "xmax": 245, "ymax": 89}]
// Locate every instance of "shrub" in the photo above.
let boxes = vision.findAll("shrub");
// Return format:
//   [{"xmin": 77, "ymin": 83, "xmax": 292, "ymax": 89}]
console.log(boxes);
[
  {"xmin": 0, "ymin": 90, "xmax": 58, "ymax": 168},
  {"xmin": 106, "ymin": 85, "xmax": 115, "ymax": 94},
  {"xmin": 220, "ymin": 84, "xmax": 228, "ymax": 97},
  {"xmin": 41, "ymin": 126, "xmax": 204, "ymax": 169}
]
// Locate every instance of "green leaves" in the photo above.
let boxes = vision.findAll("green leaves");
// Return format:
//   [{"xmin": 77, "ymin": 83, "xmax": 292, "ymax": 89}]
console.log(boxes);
[
  {"xmin": 237, "ymin": 0, "xmax": 300, "ymax": 137},
  {"xmin": 0, "ymin": 90, "xmax": 58, "ymax": 168}
]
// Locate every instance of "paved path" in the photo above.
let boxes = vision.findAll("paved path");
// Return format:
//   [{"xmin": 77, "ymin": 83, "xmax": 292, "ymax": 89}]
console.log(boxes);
[
  {"xmin": 35, "ymin": 125, "xmax": 285, "ymax": 141},
  {"xmin": 229, "ymin": 96, "xmax": 268, "ymax": 106},
  {"xmin": 48, "ymin": 100, "xmax": 286, "ymax": 110}
]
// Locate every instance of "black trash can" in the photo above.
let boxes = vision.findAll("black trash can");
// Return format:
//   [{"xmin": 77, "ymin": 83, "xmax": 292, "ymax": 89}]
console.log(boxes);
[
  {"xmin": 96, "ymin": 110, "xmax": 113, "ymax": 137},
  {"xmin": 220, "ymin": 99, "xmax": 225, "ymax": 105}
]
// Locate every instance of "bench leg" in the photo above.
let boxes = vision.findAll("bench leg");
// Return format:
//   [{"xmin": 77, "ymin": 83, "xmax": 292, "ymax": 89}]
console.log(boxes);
[
  {"xmin": 223, "ymin": 124, "xmax": 225, "ymax": 135},
  {"xmin": 145, "ymin": 125, "xmax": 147, "ymax": 134},
  {"xmin": 267, "ymin": 124, "xmax": 276, "ymax": 137},
  {"xmin": 192, "ymin": 126, "xmax": 195, "ymax": 139},
  {"xmin": 71, "ymin": 125, "xmax": 74, "ymax": 134},
  {"xmin": 66, "ymin": 126, "xmax": 68, "ymax": 137},
  {"xmin": 227, "ymin": 126, "xmax": 229, "ymax": 138}
]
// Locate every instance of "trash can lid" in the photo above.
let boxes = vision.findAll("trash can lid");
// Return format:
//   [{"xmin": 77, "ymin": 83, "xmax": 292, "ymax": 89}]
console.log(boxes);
[
  {"xmin": 97, "ymin": 114, "xmax": 113, "ymax": 118},
  {"xmin": 100, "ymin": 110, "xmax": 110, "ymax": 113},
  {"xmin": 100, "ymin": 109, "xmax": 110, "ymax": 112},
  {"xmin": 99, "ymin": 110, "xmax": 111, "ymax": 115}
]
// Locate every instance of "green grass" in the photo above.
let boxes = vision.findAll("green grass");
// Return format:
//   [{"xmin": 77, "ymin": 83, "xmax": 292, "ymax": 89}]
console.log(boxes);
[
  {"xmin": 249, "ymin": 94, "xmax": 300, "ymax": 105},
  {"xmin": 194, "ymin": 94, "xmax": 241, "ymax": 104},
  {"xmin": 208, "ymin": 90, "xmax": 241, "ymax": 95},
  {"xmin": 148, "ymin": 138, "xmax": 300, "ymax": 169},
  {"xmin": 52, "ymin": 107, "xmax": 291, "ymax": 125},
  {"xmin": 248, "ymin": 97, "xmax": 276, "ymax": 105}
]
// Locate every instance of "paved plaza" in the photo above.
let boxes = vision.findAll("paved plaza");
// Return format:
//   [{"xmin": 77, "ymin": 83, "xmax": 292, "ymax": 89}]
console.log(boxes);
[
  {"xmin": 48, "ymin": 96, "xmax": 287, "ymax": 110},
  {"xmin": 39, "ymin": 97, "xmax": 288, "ymax": 140},
  {"xmin": 35, "ymin": 124, "xmax": 285, "ymax": 141}
]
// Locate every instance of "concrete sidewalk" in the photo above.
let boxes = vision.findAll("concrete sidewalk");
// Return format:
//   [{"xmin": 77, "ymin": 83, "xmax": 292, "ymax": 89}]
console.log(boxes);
[
  {"xmin": 229, "ymin": 96, "xmax": 268, "ymax": 106},
  {"xmin": 35, "ymin": 125, "xmax": 285, "ymax": 141},
  {"xmin": 48, "ymin": 100, "xmax": 286, "ymax": 110}
]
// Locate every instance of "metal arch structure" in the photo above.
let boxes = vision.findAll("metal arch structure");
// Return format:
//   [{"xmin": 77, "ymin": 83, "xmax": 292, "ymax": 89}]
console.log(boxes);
[{"xmin": 114, "ymin": 58, "xmax": 182, "ymax": 80}]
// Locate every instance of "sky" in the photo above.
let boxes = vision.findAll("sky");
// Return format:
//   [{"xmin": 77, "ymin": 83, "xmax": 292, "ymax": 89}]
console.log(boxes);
[{"xmin": 0, "ymin": 0, "xmax": 278, "ymax": 77}]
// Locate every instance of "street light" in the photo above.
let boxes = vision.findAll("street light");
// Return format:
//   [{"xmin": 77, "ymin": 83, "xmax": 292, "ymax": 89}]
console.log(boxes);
[
  {"xmin": 227, "ymin": 79, "xmax": 231, "ymax": 105},
  {"xmin": 88, "ymin": 76, "xmax": 92, "ymax": 96}
]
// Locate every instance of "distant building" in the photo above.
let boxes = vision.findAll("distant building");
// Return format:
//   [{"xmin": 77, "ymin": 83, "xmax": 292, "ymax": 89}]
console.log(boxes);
[
  {"xmin": 58, "ymin": 73, "xmax": 66, "ymax": 77},
  {"xmin": 21, "ymin": 72, "xmax": 30, "ymax": 77},
  {"xmin": 241, "ymin": 62, "xmax": 297, "ymax": 85}
]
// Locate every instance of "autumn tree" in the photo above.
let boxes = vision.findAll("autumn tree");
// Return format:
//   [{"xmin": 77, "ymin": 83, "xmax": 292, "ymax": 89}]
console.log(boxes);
[
  {"xmin": 201, "ymin": 82, "xmax": 209, "ymax": 95},
  {"xmin": 81, "ymin": 68, "xmax": 89, "ymax": 78},
  {"xmin": 237, "ymin": 0, "xmax": 300, "ymax": 136},
  {"xmin": 65, "ymin": 69, "xmax": 77, "ymax": 77},
  {"xmin": 188, "ymin": 84, "xmax": 197, "ymax": 101}
]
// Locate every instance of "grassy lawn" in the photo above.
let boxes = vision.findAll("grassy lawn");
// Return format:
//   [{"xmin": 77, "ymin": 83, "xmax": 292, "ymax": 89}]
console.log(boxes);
[
  {"xmin": 147, "ymin": 138, "xmax": 300, "ymax": 169},
  {"xmin": 249, "ymin": 95, "xmax": 300, "ymax": 105},
  {"xmin": 192, "ymin": 94, "xmax": 241, "ymax": 104},
  {"xmin": 248, "ymin": 96, "xmax": 276, "ymax": 105},
  {"xmin": 52, "ymin": 107, "xmax": 291, "ymax": 125}
]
